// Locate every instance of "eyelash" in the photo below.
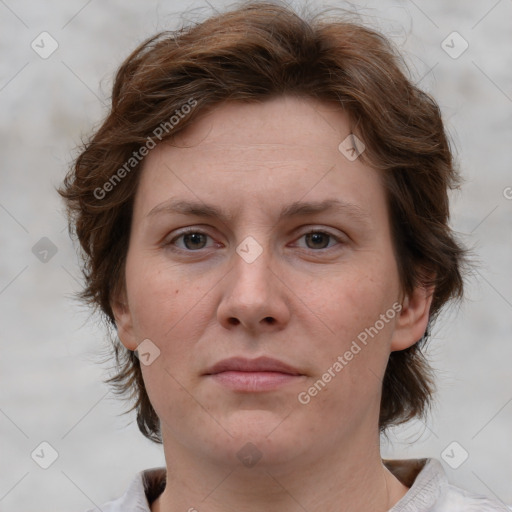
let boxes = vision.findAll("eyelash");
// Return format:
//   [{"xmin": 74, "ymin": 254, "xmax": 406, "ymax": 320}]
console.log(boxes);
[{"xmin": 165, "ymin": 227, "xmax": 345, "ymax": 253}]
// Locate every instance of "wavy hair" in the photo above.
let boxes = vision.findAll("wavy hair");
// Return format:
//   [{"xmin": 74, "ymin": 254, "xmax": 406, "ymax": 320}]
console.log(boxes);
[{"xmin": 59, "ymin": 1, "xmax": 467, "ymax": 443}]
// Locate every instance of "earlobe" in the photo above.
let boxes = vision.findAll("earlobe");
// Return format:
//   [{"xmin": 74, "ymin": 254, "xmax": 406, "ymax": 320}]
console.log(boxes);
[
  {"xmin": 390, "ymin": 285, "xmax": 434, "ymax": 352},
  {"xmin": 111, "ymin": 296, "xmax": 138, "ymax": 351}
]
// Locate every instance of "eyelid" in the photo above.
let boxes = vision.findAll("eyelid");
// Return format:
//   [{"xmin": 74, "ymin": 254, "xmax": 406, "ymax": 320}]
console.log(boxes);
[
  {"xmin": 165, "ymin": 225, "xmax": 347, "ymax": 252},
  {"xmin": 165, "ymin": 227, "xmax": 218, "ymax": 250},
  {"xmin": 292, "ymin": 227, "xmax": 347, "ymax": 249}
]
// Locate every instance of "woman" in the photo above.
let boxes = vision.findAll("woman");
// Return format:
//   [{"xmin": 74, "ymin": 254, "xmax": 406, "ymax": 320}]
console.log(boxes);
[{"xmin": 59, "ymin": 2, "xmax": 509, "ymax": 510}]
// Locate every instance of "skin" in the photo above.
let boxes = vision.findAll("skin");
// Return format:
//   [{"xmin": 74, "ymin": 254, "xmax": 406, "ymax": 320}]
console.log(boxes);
[{"xmin": 113, "ymin": 96, "xmax": 433, "ymax": 512}]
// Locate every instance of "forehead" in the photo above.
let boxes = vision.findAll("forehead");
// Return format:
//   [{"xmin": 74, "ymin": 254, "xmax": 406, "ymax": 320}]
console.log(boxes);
[
  {"xmin": 169, "ymin": 96, "xmax": 351, "ymax": 163},
  {"xmin": 134, "ymin": 96, "xmax": 387, "ymax": 225}
]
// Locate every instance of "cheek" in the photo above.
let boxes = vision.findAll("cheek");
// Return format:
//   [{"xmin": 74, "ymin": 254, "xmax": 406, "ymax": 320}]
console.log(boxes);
[
  {"xmin": 303, "ymin": 255, "xmax": 400, "ymax": 404},
  {"xmin": 312, "ymin": 260, "xmax": 399, "ymax": 341},
  {"xmin": 126, "ymin": 253, "xmax": 190, "ymax": 333},
  {"xmin": 124, "ymin": 252, "xmax": 218, "ymax": 382},
  {"xmin": 127, "ymin": 257, "xmax": 204, "ymax": 421},
  {"xmin": 298, "ymin": 273, "xmax": 399, "ymax": 423}
]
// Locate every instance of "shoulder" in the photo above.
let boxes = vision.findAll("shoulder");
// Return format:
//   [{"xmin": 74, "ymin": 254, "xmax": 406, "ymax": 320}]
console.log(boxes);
[
  {"xmin": 438, "ymin": 482, "xmax": 511, "ymax": 512},
  {"xmin": 83, "ymin": 467, "xmax": 166, "ymax": 512},
  {"xmin": 387, "ymin": 458, "xmax": 511, "ymax": 512}
]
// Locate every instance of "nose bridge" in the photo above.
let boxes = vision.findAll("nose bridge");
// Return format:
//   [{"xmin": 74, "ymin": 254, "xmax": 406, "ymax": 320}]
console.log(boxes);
[
  {"xmin": 217, "ymin": 231, "xmax": 290, "ymax": 330},
  {"xmin": 232, "ymin": 234, "xmax": 274, "ymax": 300}
]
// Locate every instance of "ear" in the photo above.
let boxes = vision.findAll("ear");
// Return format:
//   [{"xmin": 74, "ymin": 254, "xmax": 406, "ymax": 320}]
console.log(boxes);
[
  {"xmin": 111, "ymin": 291, "xmax": 138, "ymax": 351},
  {"xmin": 390, "ymin": 285, "xmax": 435, "ymax": 351}
]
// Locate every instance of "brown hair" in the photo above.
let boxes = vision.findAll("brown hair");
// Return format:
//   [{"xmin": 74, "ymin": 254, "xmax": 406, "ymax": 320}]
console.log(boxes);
[{"xmin": 59, "ymin": 1, "xmax": 467, "ymax": 443}]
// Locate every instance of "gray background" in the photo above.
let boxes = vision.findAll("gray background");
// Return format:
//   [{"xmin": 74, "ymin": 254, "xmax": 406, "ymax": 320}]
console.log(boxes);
[{"xmin": 0, "ymin": 0, "xmax": 511, "ymax": 510}]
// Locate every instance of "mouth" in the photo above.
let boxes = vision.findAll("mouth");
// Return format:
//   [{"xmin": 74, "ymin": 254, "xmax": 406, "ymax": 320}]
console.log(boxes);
[{"xmin": 203, "ymin": 356, "xmax": 304, "ymax": 392}]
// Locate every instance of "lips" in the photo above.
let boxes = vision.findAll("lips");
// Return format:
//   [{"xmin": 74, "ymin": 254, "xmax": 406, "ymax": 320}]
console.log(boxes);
[
  {"xmin": 203, "ymin": 356, "xmax": 304, "ymax": 392},
  {"xmin": 203, "ymin": 356, "xmax": 303, "ymax": 376}
]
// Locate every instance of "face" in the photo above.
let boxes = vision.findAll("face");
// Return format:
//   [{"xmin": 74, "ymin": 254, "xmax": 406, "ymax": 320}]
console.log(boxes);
[{"xmin": 114, "ymin": 96, "xmax": 431, "ymax": 470}]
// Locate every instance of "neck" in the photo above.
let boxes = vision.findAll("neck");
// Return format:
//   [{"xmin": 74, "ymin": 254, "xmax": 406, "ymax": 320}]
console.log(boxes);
[{"xmin": 152, "ymin": 424, "xmax": 409, "ymax": 512}]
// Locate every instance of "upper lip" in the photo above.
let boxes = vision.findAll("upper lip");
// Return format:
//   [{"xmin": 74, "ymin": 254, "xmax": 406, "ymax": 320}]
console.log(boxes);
[{"xmin": 203, "ymin": 356, "xmax": 303, "ymax": 376}]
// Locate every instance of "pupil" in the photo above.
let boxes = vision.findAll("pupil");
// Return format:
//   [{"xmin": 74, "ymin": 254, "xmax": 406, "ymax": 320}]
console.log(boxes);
[
  {"xmin": 308, "ymin": 233, "xmax": 328, "ymax": 249},
  {"xmin": 185, "ymin": 233, "xmax": 205, "ymax": 249}
]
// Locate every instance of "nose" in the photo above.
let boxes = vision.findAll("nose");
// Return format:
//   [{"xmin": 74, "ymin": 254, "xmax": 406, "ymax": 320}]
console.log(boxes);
[{"xmin": 216, "ymin": 239, "xmax": 291, "ymax": 333}]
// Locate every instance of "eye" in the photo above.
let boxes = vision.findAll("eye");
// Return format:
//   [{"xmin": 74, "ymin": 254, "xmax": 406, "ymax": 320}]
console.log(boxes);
[
  {"xmin": 294, "ymin": 230, "xmax": 344, "ymax": 250},
  {"xmin": 165, "ymin": 228, "xmax": 345, "ymax": 253},
  {"xmin": 168, "ymin": 229, "xmax": 215, "ymax": 251}
]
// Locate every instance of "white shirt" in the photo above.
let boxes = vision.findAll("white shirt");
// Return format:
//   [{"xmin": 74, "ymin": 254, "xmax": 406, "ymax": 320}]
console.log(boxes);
[{"xmin": 86, "ymin": 458, "xmax": 511, "ymax": 511}]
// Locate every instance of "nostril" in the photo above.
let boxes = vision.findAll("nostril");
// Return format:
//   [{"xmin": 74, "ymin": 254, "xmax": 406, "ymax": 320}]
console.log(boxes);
[{"xmin": 264, "ymin": 317, "xmax": 275, "ymax": 324}]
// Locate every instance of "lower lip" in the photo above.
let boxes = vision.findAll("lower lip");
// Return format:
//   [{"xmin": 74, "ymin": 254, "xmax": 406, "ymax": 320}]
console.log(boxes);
[{"xmin": 209, "ymin": 371, "xmax": 302, "ymax": 392}]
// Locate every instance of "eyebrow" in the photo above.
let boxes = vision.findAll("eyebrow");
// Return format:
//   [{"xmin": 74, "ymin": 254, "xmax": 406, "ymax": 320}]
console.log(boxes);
[{"xmin": 147, "ymin": 198, "xmax": 371, "ymax": 226}]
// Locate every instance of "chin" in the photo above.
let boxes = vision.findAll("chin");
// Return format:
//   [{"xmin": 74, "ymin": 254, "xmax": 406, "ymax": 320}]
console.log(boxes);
[{"xmin": 214, "ymin": 411, "xmax": 306, "ymax": 467}]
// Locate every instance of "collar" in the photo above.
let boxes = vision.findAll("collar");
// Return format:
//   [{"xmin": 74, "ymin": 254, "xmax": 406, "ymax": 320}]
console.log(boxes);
[{"xmin": 139, "ymin": 458, "xmax": 440, "ymax": 508}]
